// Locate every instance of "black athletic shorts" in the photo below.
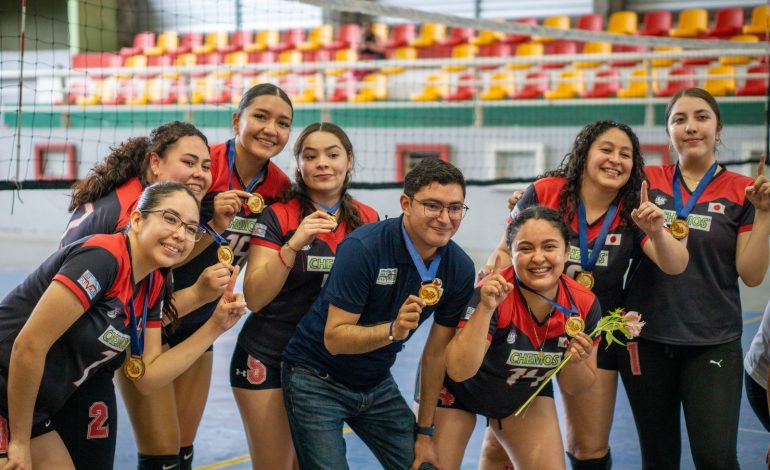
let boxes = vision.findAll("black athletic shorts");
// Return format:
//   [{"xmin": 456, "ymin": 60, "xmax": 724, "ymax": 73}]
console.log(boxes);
[{"xmin": 230, "ymin": 343, "xmax": 282, "ymax": 390}]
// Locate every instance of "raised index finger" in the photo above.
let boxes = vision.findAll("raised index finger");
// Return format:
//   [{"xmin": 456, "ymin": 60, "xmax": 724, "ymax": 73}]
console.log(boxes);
[
  {"xmin": 759, "ymin": 153, "xmax": 766, "ymax": 177},
  {"xmin": 492, "ymin": 255, "xmax": 504, "ymax": 274},
  {"xmin": 640, "ymin": 180, "xmax": 649, "ymax": 204},
  {"xmin": 226, "ymin": 264, "xmax": 240, "ymax": 294}
]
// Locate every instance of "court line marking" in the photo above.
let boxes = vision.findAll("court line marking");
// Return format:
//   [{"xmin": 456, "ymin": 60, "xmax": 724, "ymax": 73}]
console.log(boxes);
[{"xmin": 196, "ymin": 314, "xmax": 765, "ymax": 469}]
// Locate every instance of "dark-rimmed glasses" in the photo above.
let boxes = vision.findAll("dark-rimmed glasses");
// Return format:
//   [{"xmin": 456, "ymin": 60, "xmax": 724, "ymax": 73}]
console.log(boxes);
[
  {"xmin": 141, "ymin": 209, "xmax": 205, "ymax": 241},
  {"xmin": 411, "ymin": 198, "xmax": 469, "ymax": 220}
]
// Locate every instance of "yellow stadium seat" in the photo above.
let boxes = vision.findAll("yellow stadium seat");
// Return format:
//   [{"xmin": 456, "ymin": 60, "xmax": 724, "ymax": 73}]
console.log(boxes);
[
  {"xmin": 608, "ymin": 11, "xmax": 638, "ymax": 35},
  {"xmin": 720, "ymin": 35, "xmax": 758, "ymax": 65},
  {"xmin": 298, "ymin": 24, "xmax": 334, "ymax": 51},
  {"xmin": 544, "ymin": 69, "xmax": 584, "ymax": 99},
  {"xmin": 506, "ymin": 42, "xmax": 543, "ymax": 70},
  {"xmin": 381, "ymin": 46, "xmax": 417, "ymax": 75},
  {"xmin": 326, "ymin": 49, "xmax": 358, "ymax": 76},
  {"xmin": 617, "ymin": 68, "xmax": 650, "ymax": 98},
  {"xmin": 574, "ymin": 42, "xmax": 611, "ymax": 68},
  {"xmin": 245, "ymin": 30, "xmax": 279, "ymax": 52},
  {"xmin": 411, "ymin": 73, "xmax": 450, "ymax": 101},
  {"xmin": 472, "ymin": 29, "xmax": 505, "ymax": 46},
  {"xmin": 537, "ymin": 15, "xmax": 570, "ymax": 42},
  {"xmin": 293, "ymin": 76, "xmax": 325, "ymax": 103},
  {"xmin": 144, "ymin": 31, "xmax": 178, "ymax": 56},
  {"xmin": 480, "ymin": 71, "xmax": 514, "ymax": 100},
  {"xmin": 269, "ymin": 50, "xmax": 302, "ymax": 76},
  {"xmin": 744, "ymin": 5, "xmax": 770, "ymax": 36},
  {"xmin": 194, "ymin": 31, "xmax": 229, "ymax": 54},
  {"xmin": 670, "ymin": 9, "xmax": 708, "ymax": 38},
  {"xmin": 411, "ymin": 23, "xmax": 447, "ymax": 47},
  {"xmin": 443, "ymin": 44, "xmax": 477, "ymax": 72},
  {"xmin": 651, "ymin": 46, "xmax": 682, "ymax": 68},
  {"xmin": 704, "ymin": 65, "xmax": 736, "ymax": 96},
  {"xmin": 352, "ymin": 73, "xmax": 387, "ymax": 102}
]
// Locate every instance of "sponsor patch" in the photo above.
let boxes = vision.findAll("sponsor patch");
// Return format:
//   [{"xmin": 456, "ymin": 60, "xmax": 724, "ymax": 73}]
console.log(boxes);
[
  {"xmin": 662, "ymin": 210, "xmax": 713, "ymax": 233},
  {"xmin": 98, "ymin": 325, "xmax": 131, "ymax": 351},
  {"xmin": 708, "ymin": 202, "xmax": 726, "ymax": 214},
  {"xmin": 463, "ymin": 306, "xmax": 476, "ymax": 321},
  {"xmin": 506, "ymin": 349, "xmax": 562, "ymax": 367},
  {"xmin": 77, "ymin": 270, "xmax": 101, "ymax": 300},
  {"xmin": 252, "ymin": 223, "xmax": 267, "ymax": 238},
  {"xmin": 376, "ymin": 268, "xmax": 398, "ymax": 285},
  {"xmin": 307, "ymin": 256, "xmax": 335, "ymax": 272},
  {"xmin": 569, "ymin": 246, "xmax": 608, "ymax": 267},
  {"xmin": 227, "ymin": 216, "xmax": 257, "ymax": 235}
]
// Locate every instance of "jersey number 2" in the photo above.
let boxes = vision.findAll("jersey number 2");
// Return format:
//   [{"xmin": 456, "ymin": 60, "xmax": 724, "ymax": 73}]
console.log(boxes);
[{"xmin": 87, "ymin": 402, "xmax": 109, "ymax": 439}]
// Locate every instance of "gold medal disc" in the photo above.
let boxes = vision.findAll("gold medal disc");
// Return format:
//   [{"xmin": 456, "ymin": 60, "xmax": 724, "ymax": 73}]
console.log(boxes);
[
  {"xmin": 670, "ymin": 219, "xmax": 690, "ymax": 240},
  {"xmin": 565, "ymin": 316, "xmax": 586, "ymax": 337},
  {"xmin": 246, "ymin": 194, "xmax": 265, "ymax": 214},
  {"xmin": 328, "ymin": 214, "xmax": 337, "ymax": 225},
  {"xmin": 124, "ymin": 355, "xmax": 145, "ymax": 380},
  {"xmin": 575, "ymin": 271, "xmax": 595, "ymax": 290},
  {"xmin": 217, "ymin": 245, "xmax": 234, "ymax": 265},
  {"xmin": 419, "ymin": 283, "xmax": 442, "ymax": 306}
]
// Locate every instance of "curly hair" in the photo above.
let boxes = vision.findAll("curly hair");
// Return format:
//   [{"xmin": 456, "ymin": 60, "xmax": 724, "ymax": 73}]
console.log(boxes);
[
  {"xmin": 541, "ymin": 120, "xmax": 645, "ymax": 226},
  {"xmin": 68, "ymin": 121, "xmax": 208, "ymax": 211},
  {"xmin": 280, "ymin": 122, "xmax": 364, "ymax": 234}
]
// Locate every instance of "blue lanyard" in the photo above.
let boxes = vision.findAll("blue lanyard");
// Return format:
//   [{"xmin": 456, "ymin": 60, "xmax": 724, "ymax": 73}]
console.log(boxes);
[
  {"xmin": 313, "ymin": 197, "xmax": 343, "ymax": 215},
  {"xmin": 514, "ymin": 275, "xmax": 578, "ymax": 319},
  {"xmin": 577, "ymin": 198, "xmax": 618, "ymax": 272},
  {"xmin": 673, "ymin": 162, "xmax": 718, "ymax": 219},
  {"xmin": 401, "ymin": 222, "xmax": 444, "ymax": 283},
  {"xmin": 200, "ymin": 222, "xmax": 228, "ymax": 245},
  {"xmin": 127, "ymin": 272, "xmax": 153, "ymax": 356},
  {"xmin": 227, "ymin": 139, "xmax": 267, "ymax": 192}
]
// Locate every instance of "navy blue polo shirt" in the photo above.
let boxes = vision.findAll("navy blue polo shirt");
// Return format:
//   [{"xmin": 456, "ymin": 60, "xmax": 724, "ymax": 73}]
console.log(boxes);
[{"xmin": 282, "ymin": 215, "xmax": 475, "ymax": 391}]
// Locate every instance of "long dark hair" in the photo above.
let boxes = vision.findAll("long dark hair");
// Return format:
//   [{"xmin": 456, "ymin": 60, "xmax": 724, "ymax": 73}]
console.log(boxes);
[
  {"xmin": 68, "ymin": 121, "xmax": 208, "ymax": 211},
  {"xmin": 507, "ymin": 205, "xmax": 571, "ymax": 251},
  {"xmin": 281, "ymin": 122, "xmax": 364, "ymax": 233},
  {"xmin": 131, "ymin": 181, "xmax": 200, "ymax": 326},
  {"xmin": 541, "ymin": 120, "xmax": 644, "ymax": 226}
]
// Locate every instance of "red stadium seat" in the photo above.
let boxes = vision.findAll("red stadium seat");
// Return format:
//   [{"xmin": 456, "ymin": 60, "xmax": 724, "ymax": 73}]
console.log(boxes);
[
  {"xmin": 581, "ymin": 69, "xmax": 620, "ymax": 98},
  {"xmin": 510, "ymin": 71, "xmax": 548, "ymax": 99},
  {"xmin": 577, "ymin": 14, "xmax": 604, "ymax": 32},
  {"xmin": 655, "ymin": 67, "xmax": 697, "ymax": 97},
  {"xmin": 120, "ymin": 31, "xmax": 156, "ymax": 57},
  {"xmin": 177, "ymin": 32, "xmax": 203, "ymax": 54},
  {"xmin": 229, "ymin": 30, "xmax": 254, "ymax": 51},
  {"xmin": 445, "ymin": 73, "xmax": 475, "ymax": 101},
  {"xmin": 609, "ymin": 44, "xmax": 645, "ymax": 67},
  {"xmin": 327, "ymin": 23, "xmax": 363, "ymax": 50},
  {"xmin": 542, "ymin": 41, "xmax": 578, "ymax": 69},
  {"xmin": 442, "ymin": 27, "xmax": 474, "ymax": 47},
  {"xmin": 639, "ymin": 11, "xmax": 672, "ymax": 37},
  {"xmin": 504, "ymin": 18, "xmax": 538, "ymax": 45},
  {"xmin": 274, "ymin": 29, "xmax": 306, "ymax": 52},
  {"xmin": 736, "ymin": 64, "xmax": 769, "ymax": 96},
  {"xmin": 705, "ymin": 8, "xmax": 745, "ymax": 39},
  {"xmin": 386, "ymin": 23, "xmax": 417, "ymax": 48}
]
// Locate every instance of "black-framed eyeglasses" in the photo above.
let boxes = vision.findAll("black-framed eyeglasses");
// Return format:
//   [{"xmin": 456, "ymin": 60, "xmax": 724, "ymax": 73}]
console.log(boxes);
[
  {"xmin": 141, "ymin": 209, "xmax": 205, "ymax": 242},
  {"xmin": 411, "ymin": 197, "xmax": 469, "ymax": 220}
]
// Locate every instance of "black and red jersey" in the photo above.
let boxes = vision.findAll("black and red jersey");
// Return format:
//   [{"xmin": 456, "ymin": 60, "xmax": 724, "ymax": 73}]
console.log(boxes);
[
  {"xmin": 237, "ymin": 198, "xmax": 379, "ymax": 366},
  {"xmin": 514, "ymin": 177, "xmax": 640, "ymax": 312},
  {"xmin": 0, "ymin": 233, "xmax": 164, "ymax": 426},
  {"xmin": 445, "ymin": 267, "xmax": 601, "ymax": 419},
  {"xmin": 624, "ymin": 165, "xmax": 755, "ymax": 345},
  {"xmin": 169, "ymin": 142, "xmax": 291, "ymax": 328},
  {"xmin": 60, "ymin": 177, "xmax": 143, "ymax": 247}
]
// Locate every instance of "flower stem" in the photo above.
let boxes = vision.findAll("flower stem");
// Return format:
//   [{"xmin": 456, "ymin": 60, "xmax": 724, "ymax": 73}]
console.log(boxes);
[{"xmin": 514, "ymin": 352, "xmax": 574, "ymax": 416}]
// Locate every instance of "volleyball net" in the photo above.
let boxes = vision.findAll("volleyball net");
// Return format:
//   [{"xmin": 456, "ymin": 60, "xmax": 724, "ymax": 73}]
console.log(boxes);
[{"xmin": 1, "ymin": 0, "xmax": 769, "ymax": 191}]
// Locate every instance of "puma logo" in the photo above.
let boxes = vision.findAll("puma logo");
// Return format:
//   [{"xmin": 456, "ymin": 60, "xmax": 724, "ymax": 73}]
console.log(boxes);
[{"xmin": 709, "ymin": 359, "xmax": 723, "ymax": 368}]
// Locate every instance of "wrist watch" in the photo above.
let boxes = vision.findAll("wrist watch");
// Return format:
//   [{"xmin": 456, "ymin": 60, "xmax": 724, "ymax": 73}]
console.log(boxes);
[{"xmin": 414, "ymin": 423, "xmax": 435, "ymax": 437}]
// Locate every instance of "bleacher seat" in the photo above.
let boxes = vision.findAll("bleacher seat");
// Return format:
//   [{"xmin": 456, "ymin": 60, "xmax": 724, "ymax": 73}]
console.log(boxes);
[
  {"xmin": 328, "ymin": 24, "xmax": 362, "ymax": 50},
  {"xmin": 669, "ymin": 9, "xmax": 708, "ymax": 38},
  {"xmin": 326, "ymin": 49, "xmax": 357, "ymax": 76},
  {"xmin": 298, "ymin": 24, "xmax": 333, "ymax": 51},
  {"xmin": 744, "ymin": 6, "xmax": 770, "ymax": 37},
  {"xmin": 736, "ymin": 63, "xmax": 769, "ymax": 96},
  {"xmin": 248, "ymin": 50, "xmax": 275, "ymax": 64},
  {"xmin": 227, "ymin": 30, "xmax": 254, "ymax": 52},
  {"xmin": 274, "ymin": 29, "xmax": 306, "ymax": 52},
  {"xmin": 574, "ymin": 42, "xmax": 611, "ymax": 69},
  {"xmin": 381, "ymin": 46, "xmax": 417, "ymax": 74},
  {"xmin": 538, "ymin": 15, "xmax": 570, "ymax": 42},
  {"xmin": 655, "ymin": 67, "xmax": 696, "ymax": 97},
  {"xmin": 478, "ymin": 42, "xmax": 510, "ymax": 70},
  {"xmin": 351, "ymin": 73, "xmax": 387, "ymax": 102},
  {"xmin": 442, "ymin": 27, "xmax": 474, "ymax": 47},
  {"xmin": 145, "ymin": 31, "xmax": 179, "ymax": 56},
  {"xmin": 194, "ymin": 31, "xmax": 229, "ymax": 54},
  {"xmin": 445, "ymin": 72, "xmax": 475, "ymax": 101},
  {"xmin": 293, "ymin": 75, "xmax": 324, "ymax": 103},
  {"xmin": 120, "ymin": 32, "xmax": 155, "ymax": 57},
  {"xmin": 545, "ymin": 69, "xmax": 584, "ymax": 99},
  {"xmin": 720, "ymin": 35, "xmax": 758, "ymax": 66},
  {"xmin": 472, "ymin": 29, "xmax": 505, "ymax": 46},
  {"xmin": 506, "ymin": 42, "xmax": 543, "ymax": 70},
  {"xmin": 329, "ymin": 71, "xmax": 355, "ymax": 102},
  {"xmin": 608, "ymin": 11, "xmax": 638, "ymax": 35},
  {"xmin": 481, "ymin": 71, "xmax": 515, "ymax": 100},
  {"xmin": 609, "ymin": 44, "xmax": 644, "ymax": 67},
  {"xmin": 581, "ymin": 69, "xmax": 620, "ymax": 98},
  {"xmin": 443, "ymin": 44, "xmax": 477, "ymax": 72},
  {"xmin": 245, "ymin": 30, "xmax": 279, "ymax": 52},
  {"xmin": 651, "ymin": 47, "xmax": 682, "ymax": 68},
  {"xmin": 386, "ymin": 24, "xmax": 416, "ymax": 48},
  {"xmin": 542, "ymin": 41, "xmax": 578, "ymax": 69},
  {"xmin": 178, "ymin": 32, "xmax": 203, "ymax": 54},
  {"xmin": 617, "ymin": 68, "xmax": 649, "ymax": 98},
  {"xmin": 576, "ymin": 14, "xmax": 604, "ymax": 32},
  {"xmin": 639, "ymin": 11, "xmax": 672, "ymax": 37},
  {"xmin": 704, "ymin": 65, "xmax": 736, "ymax": 96},
  {"xmin": 411, "ymin": 23, "xmax": 447, "ymax": 48},
  {"xmin": 504, "ymin": 18, "xmax": 538, "ymax": 45},
  {"xmin": 705, "ymin": 8, "xmax": 745, "ymax": 39},
  {"xmin": 411, "ymin": 73, "xmax": 450, "ymax": 101},
  {"xmin": 510, "ymin": 71, "xmax": 548, "ymax": 99},
  {"xmin": 270, "ymin": 50, "xmax": 301, "ymax": 76}
]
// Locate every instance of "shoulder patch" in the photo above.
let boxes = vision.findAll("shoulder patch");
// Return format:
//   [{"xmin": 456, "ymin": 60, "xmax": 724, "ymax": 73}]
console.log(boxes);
[
  {"xmin": 376, "ymin": 268, "xmax": 398, "ymax": 285},
  {"xmin": 252, "ymin": 222, "xmax": 267, "ymax": 238},
  {"xmin": 77, "ymin": 270, "xmax": 101, "ymax": 300}
]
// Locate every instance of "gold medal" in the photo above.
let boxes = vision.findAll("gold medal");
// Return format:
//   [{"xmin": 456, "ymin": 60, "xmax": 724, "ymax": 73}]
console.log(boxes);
[
  {"xmin": 328, "ymin": 214, "xmax": 337, "ymax": 225},
  {"xmin": 670, "ymin": 219, "xmax": 690, "ymax": 240},
  {"xmin": 123, "ymin": 355, "xmax": 145, "ymax": 380},
  {"xmin": 217, "ymin": 245, "xmax": 234, "ymax": 265},
  {"xmin": 565, "ymin": 316, "xmax": 585, "ymax": 337},
  {"xmin": 575, "ymin": 271, "xmax": 595, "ymax": 290},
  {"xmin": 419, "ymin": 282, "xmax": 442, "ymax": 306},
  {"xmin": 246, "ymin": 194, "xmax": 264, "ymax": 214}
]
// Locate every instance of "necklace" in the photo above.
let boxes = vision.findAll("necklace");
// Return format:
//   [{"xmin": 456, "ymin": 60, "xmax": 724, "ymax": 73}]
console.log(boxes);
[{"xmin": 527, "ymin": 305, "xmax": 552, "ymax": 359}]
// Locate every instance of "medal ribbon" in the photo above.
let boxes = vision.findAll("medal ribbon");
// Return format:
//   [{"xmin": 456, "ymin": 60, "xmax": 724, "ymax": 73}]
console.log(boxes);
[
  {"xmin": 227, "ymin": 139, "xmax": 267, "ymax": 192},
  {"xmin": 577, "ymin": 198, "xmax": 618, "ymax": 272},
  {"xmin": 127, "ymin": 272, "xmax": 154, "ymax": 357},
  {"xmin": 200, "ymin": 222, "xmax": 228, "ymax": 246},
  {"xmin": 673, "ymin": 162, "xmax": 718, "ymax": 220},
  {"xmin": 514, "ymin": 276, "xmax": 579, "ymax": 319},
  {"xmin": 401, "ymin": 222, "xmax": 444, "ymax": 283},
  {"xmin": 313, "ymin": 197, "xmax": 343, "ymax": 215}
]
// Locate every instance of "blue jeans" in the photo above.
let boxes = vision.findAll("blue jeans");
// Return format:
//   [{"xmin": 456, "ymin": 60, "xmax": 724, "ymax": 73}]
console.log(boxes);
[{"xmin": 281, "ymin": 362, "xmax": 416, "ymax": 470}]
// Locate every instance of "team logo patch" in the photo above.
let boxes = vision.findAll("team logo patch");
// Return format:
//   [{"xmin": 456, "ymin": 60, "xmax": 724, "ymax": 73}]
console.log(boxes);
[
  {"xmin": 376, "ymin": 268, "xmax": 398, "ymax": 285},
  {"xmin": 106, "ymin": 308, "xmax": 120, "ymax": 319},
  {"xmin": 605, "ymin": 234, "xmax": 622, "ymax": 246},
  {"xmin": 654, "ymin": 195, "xmax": 667, "ymax": 206},
  {"xmin": 708, "ymin": 202, "xmax": 726, "ymax": 214},
  {"xmin": 438, "ymin": 387, "xmax": 455, "ymax": 406},
  {"xmin": 506, "ymin": 329, "xmax": 517, "ymax": 344},
  {"xmin": 463, "ymin": 306, "xmax": 476, "ymax": 321},
  {"xmin": 97, "ymin": 325, "xmax": 130, "ymax": 351},
  {"xmin": 558, "ymin": 336, "xmax": 570, "ymax": 348},
  {"xmin": 307, "ymin": 256, "xmax": 335, "ymax": 272},
  {"xmin": 252, "ymin": 223, "xmax": 267, "ymax": 238},
  {"xmin": 77, "ymin": 270, "xmax": 101, "ymax": 300}
]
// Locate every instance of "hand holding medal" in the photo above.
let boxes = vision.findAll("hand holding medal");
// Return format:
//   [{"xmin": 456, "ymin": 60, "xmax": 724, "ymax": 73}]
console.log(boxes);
[
  {"xmin": 212, "ymin": 190, "xmax": 251, "ymax": 232},
  {"xmin": 194, "ymin": 263, "xmax": 236, "ymax": 304},
  {"xmin": 291, "ymin": 210, "xmax": 339, "ymax": 249},
  {"xmin": 390, "ymin": 295, "xmax": 425, "ymax": 341},
  {"xmin": 631, "ymin": 181, "xmax": 666, "ymax": 235},
  {"xmin": 746, "ymin": 153, "xmax": 770, "ymax": 213}
]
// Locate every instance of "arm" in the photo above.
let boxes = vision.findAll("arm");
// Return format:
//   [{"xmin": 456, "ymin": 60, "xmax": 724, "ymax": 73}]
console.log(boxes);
[
  {"xmin": 172, "ymin": 263, "xmax": 233, "ymax": 317},
  {"xmin": 324, "ymin": 295, "xmax": 424, "ymax": 355},
  {"xmin": 634, "ymin": 181, "xmax": 689, "ymax": 275},
  {"xmin": 737, "ymin": 155, "xmax": 770, "ymax": 287},
  {"xmin": 7, "ymin": 283, "xmax": 86, "ymax": 467}
]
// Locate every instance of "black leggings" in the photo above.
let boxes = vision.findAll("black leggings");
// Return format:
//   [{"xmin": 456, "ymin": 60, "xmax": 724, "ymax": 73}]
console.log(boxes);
[
  {"xmin": 745, "ymin": 371, "xmax": 770, "ymax": 432},
  {"xmin": 617, "ymin": 338, "xmax": 742, "ymax": 470}
]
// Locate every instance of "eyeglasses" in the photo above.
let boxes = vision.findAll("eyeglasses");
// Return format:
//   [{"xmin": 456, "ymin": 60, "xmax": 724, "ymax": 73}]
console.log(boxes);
[
  {"xmin": 141, "ymin": 209, "xmax": 205, "ymax": 241},
  {"xmin": 411, "ymin": 198, "xmax": 469, "ymax": 220}
]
